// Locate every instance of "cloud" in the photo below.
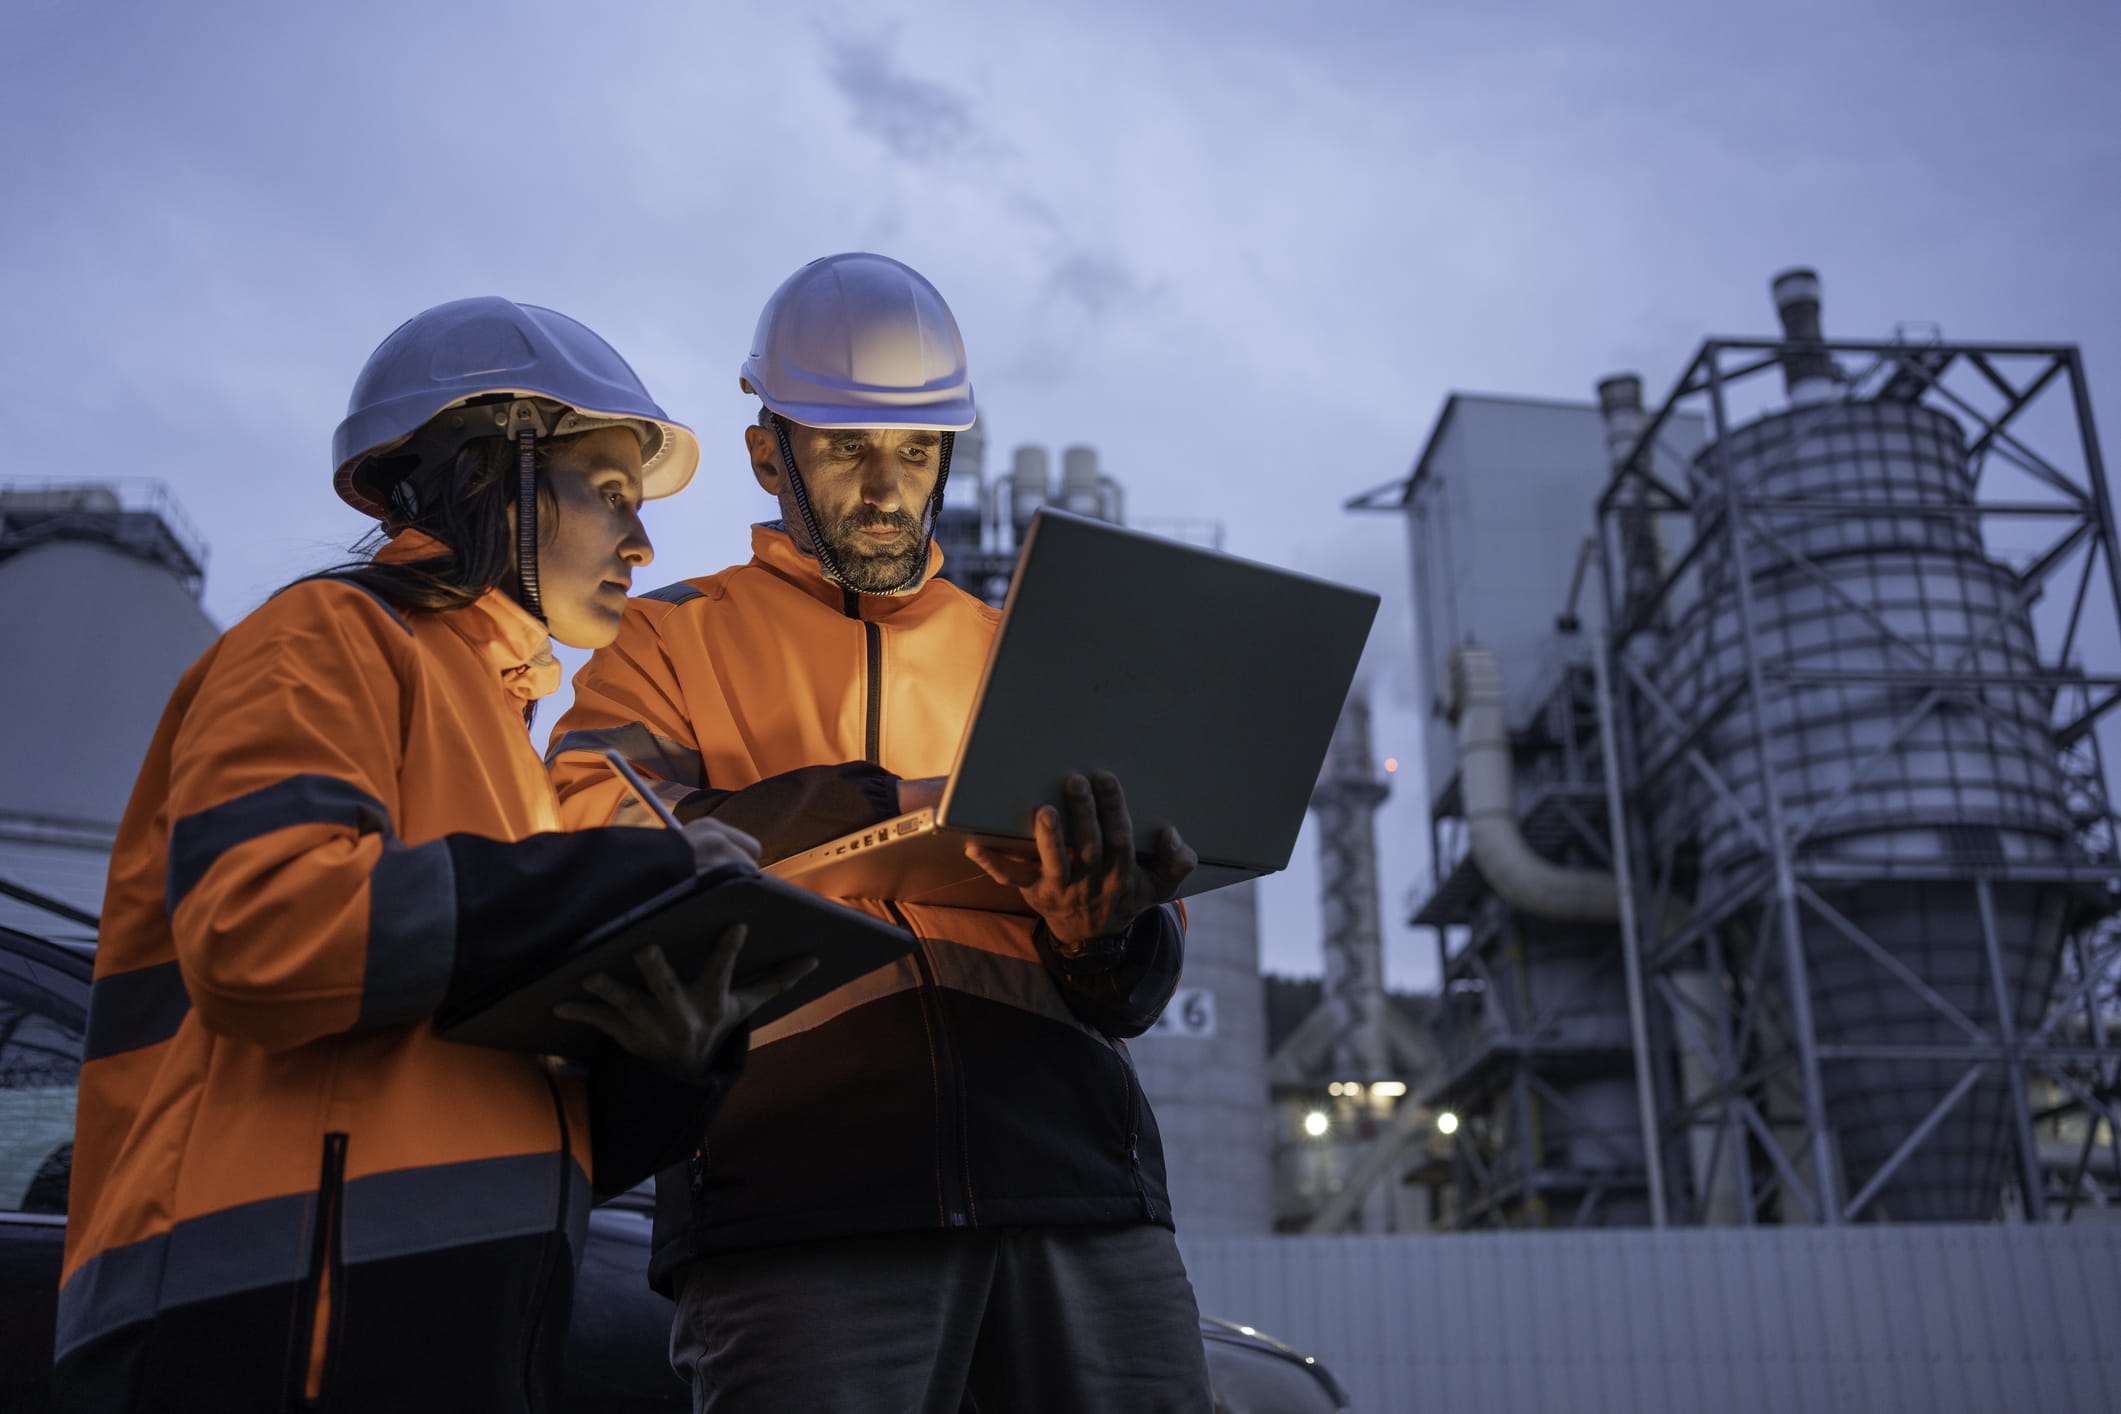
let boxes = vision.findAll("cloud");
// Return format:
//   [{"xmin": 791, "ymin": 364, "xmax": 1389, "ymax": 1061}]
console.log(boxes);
[
  {"xmin": 1043, "ymin": 252, "xmax": 1156, "ymax": 319},
  {"xmin": 820, "ymin": 30, "xmax": 984, "ymax": 165},
  {"xmin": 809, "ymin": 25, "xmax": 1157, "ymax": 338}
]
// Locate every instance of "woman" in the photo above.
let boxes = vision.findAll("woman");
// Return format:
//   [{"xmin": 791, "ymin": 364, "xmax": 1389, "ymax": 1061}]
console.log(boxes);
[{"xmin": 54, "ymin": 298, "xmax": 793, "ymax": 1412}]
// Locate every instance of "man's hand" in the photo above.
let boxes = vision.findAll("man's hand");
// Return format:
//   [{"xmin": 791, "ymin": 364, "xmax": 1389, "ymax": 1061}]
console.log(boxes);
[
  {"xmin": 965, "ymin": 771, "xmax": 1196, "ymax": 947},
  {"xmin": 553, "ymin": 925, "xmax": 816, "ymax": 1082},
  {"xmin": 683, "ymin": 816, "xmax": 762, "ymax": 876}
]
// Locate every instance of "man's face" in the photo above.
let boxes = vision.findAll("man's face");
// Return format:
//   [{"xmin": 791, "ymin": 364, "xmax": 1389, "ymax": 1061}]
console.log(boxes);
[
  {"xmin": 746, "ymin": 420, "xmax": 942, "ymax": 592},
  {"xmin": 532, "ymin": 425, "xmax": 653, "ymax": 649}
]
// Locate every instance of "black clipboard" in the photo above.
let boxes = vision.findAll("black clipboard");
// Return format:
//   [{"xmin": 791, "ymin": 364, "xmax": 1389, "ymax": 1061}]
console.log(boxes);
[{"xmin": 436, "ymin": 872, "xmax": 917, "ymax": 1060}]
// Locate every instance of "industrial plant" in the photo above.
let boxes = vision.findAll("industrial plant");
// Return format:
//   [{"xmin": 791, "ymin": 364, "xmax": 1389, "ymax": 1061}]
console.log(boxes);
[
  {"xmin": 5, "ymin": 269, "xmax": 2121, "ymax": 1406},
  {"xmin": 1351, "ymin": 269, "xmax": 2121, "ymax": 1231}
]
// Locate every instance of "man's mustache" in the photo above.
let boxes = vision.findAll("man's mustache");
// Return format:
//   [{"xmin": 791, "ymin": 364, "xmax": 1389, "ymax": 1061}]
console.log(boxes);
[{"xmin": 835, "ymin": 509, "xmax": 922, "ymax": 537}]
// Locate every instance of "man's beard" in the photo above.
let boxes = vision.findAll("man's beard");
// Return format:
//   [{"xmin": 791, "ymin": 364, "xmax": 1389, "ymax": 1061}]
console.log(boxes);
[{"xmin": 824, "ymin": 507, "xmax": 926, "ymax": 592}]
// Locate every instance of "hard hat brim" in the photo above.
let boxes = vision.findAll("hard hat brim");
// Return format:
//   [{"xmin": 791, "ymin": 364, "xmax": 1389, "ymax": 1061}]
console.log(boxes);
[
  {"xmin": 333, "ymin": 298, "xmax": 699, "ymax": 520},
  {"xmin": 741, "ymin": 378, "xmax": 975, "ymax": 434},
  {"xmin": 335, "ymin": 392, "xmax": 699, "ymax": 519}
]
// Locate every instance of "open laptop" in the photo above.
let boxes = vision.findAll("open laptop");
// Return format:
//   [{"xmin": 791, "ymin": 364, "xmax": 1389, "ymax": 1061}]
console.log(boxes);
[{"xmin": 767, "ymin": 509, "xmax": 1379, "ymax": 912}]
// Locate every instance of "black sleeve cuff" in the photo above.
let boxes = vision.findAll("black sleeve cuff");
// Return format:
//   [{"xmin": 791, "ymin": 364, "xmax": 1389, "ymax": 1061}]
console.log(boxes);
[
  {"xmin": 1034, "ymin": 904, "xmax": 1186, "ymax": 1038},
  {"xmin": 437, "ymin": 826, "xmax": 697, "ymax": 1017},
  {"xmin": 584, "ymin": 1027, "xmax": 749, "ymax": 1199},
  {"xmin": 1030, "ymin": 919, "xmax": 1134, "ymax": 975}
]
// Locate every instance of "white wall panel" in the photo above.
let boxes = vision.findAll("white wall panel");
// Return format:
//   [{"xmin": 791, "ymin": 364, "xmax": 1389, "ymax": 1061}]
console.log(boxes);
[{"xmin": 1180, "ymin": 1225, "xmax": 2121, "ymax": 1413}]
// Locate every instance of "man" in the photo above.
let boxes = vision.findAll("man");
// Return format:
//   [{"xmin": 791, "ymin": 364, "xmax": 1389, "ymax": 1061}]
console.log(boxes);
[{"xmin": 548, "ymin": 253, "xmax": 1214, "ymax": 1413}]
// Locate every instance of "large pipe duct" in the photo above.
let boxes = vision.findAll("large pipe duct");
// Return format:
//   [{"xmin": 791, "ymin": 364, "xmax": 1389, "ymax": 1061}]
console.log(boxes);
[
  {"xmin": 1453, "ymin": 641, "xmax": 1713, "ymax": 1224},
  {"xmin": 1770, "ymin": 267, "xmax": 1841, "ymax": 405},
  {"xmin": 1445, "ymin": 642, "xmax": 1685, "ymax": 936}
]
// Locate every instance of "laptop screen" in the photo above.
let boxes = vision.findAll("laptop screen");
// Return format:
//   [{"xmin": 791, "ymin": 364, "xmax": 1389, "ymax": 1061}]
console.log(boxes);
[{"xmin": 938, "ymin": 510, "xmax": 1378, "ymax": 873}]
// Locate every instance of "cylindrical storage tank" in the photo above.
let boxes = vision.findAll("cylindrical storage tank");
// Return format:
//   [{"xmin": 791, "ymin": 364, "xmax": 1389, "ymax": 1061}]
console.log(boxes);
[
  {"xmin": 1126, "ymin": 879, "xmax": 1274, "ymax": 1236},
  {"xmin": 0, "ymin": 484, "xmax": 219, "ymax": 939},
  {"xmin": 940, "ymin": 418, "xmax": 985, "ymax": 511},
  {"xmin": 1008, "ymin": 445, "xmax": 1049, "ymax": 539},
  {"xmin": 1641, "ymin": 399, "xmax": 2076, "ymax": 1220},
  {"xmin": 1059, "ymin": 446, "xmax": 1103, "ymax": 517},
  {"xmin": 934, "ymin": 419, "xmax": 985, "ymax": 559},
  {"xmin": 951, "ymin": 419, "xmax": 985, "ymax": 490}
]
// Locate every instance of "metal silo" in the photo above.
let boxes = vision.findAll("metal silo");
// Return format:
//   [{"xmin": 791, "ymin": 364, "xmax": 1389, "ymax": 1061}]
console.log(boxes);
[
  {"xmin": 1005, "ymin": 444, "xmax": 1050, "ymax": 541},
  {"xmin": 1127, "ymin": 879, "xmax": 1275, "ymax": 1236},
  {"xmin": 1600, "ymin": 270, "xmax": 2121, "ymax": 1223},
  {"xmin": 0, "ymin": 482, "xmax": 218, "ymax": 938}
]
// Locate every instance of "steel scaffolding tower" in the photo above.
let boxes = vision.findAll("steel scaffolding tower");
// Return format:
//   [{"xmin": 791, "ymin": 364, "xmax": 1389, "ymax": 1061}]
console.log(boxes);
[
  {"xmin": 1595, "ymin": 324, "xmax": 2121, "ymax": 1224},
  {"xmin": 1413, "ymin": 661, "xmax": 1661, "ymax": 1228}
]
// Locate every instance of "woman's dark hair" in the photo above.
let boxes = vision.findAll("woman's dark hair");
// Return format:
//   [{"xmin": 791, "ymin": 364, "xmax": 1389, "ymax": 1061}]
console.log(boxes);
[
  {"xmin": 294, "ymin": 430, "xmax": 592, "ymax": 727},
  {"xmin": 308, "ymin": 431, "xmax": 591, "ymax": 615}
]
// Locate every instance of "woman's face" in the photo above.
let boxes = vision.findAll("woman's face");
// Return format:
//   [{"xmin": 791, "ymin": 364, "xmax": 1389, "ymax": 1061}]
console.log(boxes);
[{"xmin": 532, "ymin": 425, "xmax": 654, "ymax": 649}]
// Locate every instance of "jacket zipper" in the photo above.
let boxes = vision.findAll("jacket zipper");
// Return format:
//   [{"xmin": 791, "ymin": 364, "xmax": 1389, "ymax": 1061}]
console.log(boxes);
[
  {"xmin": 842, "ymin": 591, "xmax": 884, "ymax": 765},
  {"xmin": 887, "ymin": 901, "xmax": 971, "ymax": 1227},
  {"xmin": 864, "ymin": 622, "xmax": 882, "ymax": 764},
  {"xmin": 291, "ymin": 1131, "xmax": 348, "ymax": 1408},
  {"xmin": 523, "ymin": 1067, "xmax": 575, "ymax": 1395},
  {"xmin": 1110, "ymin": 1038, "xmax": 1152, "ymax": 1218},
  {"xmin": 688, "ymin": 1144, "xmax": 709, "ymax": 1231}
]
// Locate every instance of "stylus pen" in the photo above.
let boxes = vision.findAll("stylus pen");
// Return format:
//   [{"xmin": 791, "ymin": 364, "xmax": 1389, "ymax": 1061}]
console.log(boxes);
[{"xmin": 602, "ymin": 748, "xmax": 686, "ymax": 834}]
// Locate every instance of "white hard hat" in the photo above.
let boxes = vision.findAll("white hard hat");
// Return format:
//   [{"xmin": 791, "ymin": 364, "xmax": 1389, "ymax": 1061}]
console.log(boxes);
[
  {"xmin": 336, "ymin": 297, "xmax": 699, "ymax": 519},
  {"xmin": 739, "ymin": 253, "xmax": 975, "ymax": 431}
]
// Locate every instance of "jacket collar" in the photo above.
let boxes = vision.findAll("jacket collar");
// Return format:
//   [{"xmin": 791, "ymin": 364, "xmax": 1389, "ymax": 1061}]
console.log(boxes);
[
  {"xmin": 749, "ymin": 522, "xmax": 946, "ymax": 618},
  {"xmin": 373, "ymin": 529, "xmax": 561, "ymax": 702}
]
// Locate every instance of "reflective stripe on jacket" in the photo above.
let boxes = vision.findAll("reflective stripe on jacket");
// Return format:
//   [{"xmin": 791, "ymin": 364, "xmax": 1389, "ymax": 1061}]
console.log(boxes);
[
  {"xmin": 57, "ymin": 565, "xmax": 700, "ymax": 1413},
  {"xmin": 550, "ymin": 524, "xmax": 1183, "ymax": 1284}
]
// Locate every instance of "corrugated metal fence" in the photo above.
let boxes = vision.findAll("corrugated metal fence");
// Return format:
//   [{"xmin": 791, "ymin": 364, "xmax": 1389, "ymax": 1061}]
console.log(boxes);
[{"xmin": 1179, "ymin": 1225, "xmax": 2121, "ymax": 1413}]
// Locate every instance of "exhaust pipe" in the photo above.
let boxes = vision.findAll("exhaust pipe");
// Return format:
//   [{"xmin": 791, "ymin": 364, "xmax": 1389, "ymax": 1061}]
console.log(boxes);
[
  {"xmin": 1770, "ymin": 267, "xmax": 1841, "ymax": 405},
  {"xmin": 1596, "ymin": 374, "xmax": 1645, "ymax": 474},
  {"xmin": 1597, "ymin": 374, "xmax": 1665, "ymax": 625}
]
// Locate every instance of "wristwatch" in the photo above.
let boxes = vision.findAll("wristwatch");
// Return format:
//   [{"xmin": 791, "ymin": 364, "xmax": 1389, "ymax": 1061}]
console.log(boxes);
[{"xmin": 1032, "ymin": 918, "xmax": 1133, "ymax": 973}]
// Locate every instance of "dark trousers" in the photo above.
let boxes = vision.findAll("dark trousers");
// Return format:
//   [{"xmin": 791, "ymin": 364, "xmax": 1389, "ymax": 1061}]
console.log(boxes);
[{"xmin": 669, "ymin": 1223, "xmax": 1212, "ymax": 1414}]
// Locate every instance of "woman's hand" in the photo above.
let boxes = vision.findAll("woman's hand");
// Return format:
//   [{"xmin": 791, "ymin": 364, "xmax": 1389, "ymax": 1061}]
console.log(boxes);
[
  {"xmin": 554, "ymin": 925, "xmax": 815, "ymax": 1081},
  {"xmin": 683, "ymin": 816, "xmax": 762, "ymax": 876}
]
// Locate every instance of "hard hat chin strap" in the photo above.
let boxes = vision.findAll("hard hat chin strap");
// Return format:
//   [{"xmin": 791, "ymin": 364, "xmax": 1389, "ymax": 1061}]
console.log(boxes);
[
  {"xmin": 771, "ymin": 414, "xmax": 954, "ymax": 597},
  {"xmin": 514, "ymin": 429, "xmax": 545, "ymax": 621},
  {"xmin": 770, "ymin": 413, "xmax": 849, "ymax": 588}
]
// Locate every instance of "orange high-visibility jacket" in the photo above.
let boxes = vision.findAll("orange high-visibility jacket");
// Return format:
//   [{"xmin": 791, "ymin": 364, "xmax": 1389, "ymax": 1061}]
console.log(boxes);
[
  {"xmin": 549, "ymin": 524, "xmax": 1184, "ymax": 1282},
  {"xmin": 56, "ymin": 563, "xmax": 707, "ymax": 1413}
]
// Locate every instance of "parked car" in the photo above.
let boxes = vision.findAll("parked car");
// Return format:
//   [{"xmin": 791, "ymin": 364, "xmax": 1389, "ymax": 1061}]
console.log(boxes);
[{"xmin": 0, "ymin": 920, "xmax": 1349, "ymax": 1412}]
